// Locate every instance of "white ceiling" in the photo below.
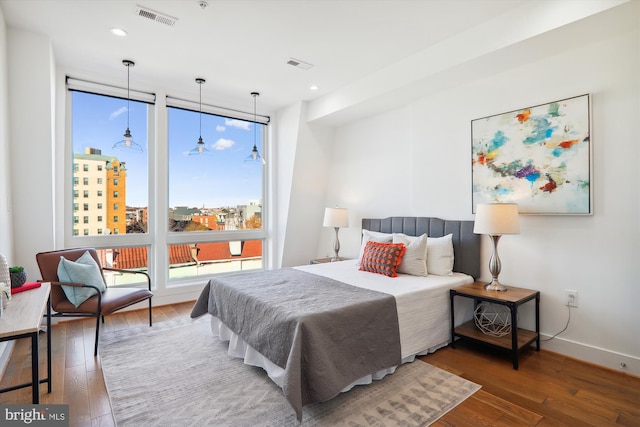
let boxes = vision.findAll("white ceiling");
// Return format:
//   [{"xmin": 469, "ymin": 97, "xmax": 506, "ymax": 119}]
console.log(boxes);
[
  {"xmin": 0, "ymin": 0, "xmax": 530, "ymax": 116},
  {"xmin": 0, "ymin": 0, "xmax": 633, "ymax": 123}
]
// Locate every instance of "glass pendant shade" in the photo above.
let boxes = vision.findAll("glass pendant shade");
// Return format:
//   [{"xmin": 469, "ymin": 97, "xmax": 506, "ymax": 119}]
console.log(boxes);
[
  {"xmin": 244, "ymin": 91, "xmax": 265, "ymax": 164},
  {"xmin": 189, "ymin": 78, "xmax": 211, "ymax": 156},
  {"xmin": 113, "ymin": 59, "xmax": 143, "ymax": 152}
]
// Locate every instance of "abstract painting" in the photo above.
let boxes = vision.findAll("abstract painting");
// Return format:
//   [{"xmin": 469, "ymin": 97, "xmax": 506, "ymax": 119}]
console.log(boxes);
[{"xmin": 472, "ymin": 94, "xmax": 591, "ymax": 214}]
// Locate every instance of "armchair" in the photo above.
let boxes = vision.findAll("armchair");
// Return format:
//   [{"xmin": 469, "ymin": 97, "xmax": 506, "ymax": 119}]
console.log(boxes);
[{"xmin": 36, "ymin": 248, "xmax": 153, "ymax": 356}]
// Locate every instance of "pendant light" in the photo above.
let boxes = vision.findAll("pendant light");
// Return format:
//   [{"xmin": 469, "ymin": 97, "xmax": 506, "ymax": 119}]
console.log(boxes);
[
  {"xmin": 245, "ymin": 91, "xmax": 265, "ymax": 164},
  {"xmin": 113, "ymin": 59, "xmax": 143, "ymax": 152},
  {"xmin": 188, "ymin": 78, "xmax": 211, "ymax": 156}
]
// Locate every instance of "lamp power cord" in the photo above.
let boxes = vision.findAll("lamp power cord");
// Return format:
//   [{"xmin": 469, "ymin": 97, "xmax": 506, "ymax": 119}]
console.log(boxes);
[{"xmin": 541, "ymin": 303, "xmax": 571, "ymax": 342}]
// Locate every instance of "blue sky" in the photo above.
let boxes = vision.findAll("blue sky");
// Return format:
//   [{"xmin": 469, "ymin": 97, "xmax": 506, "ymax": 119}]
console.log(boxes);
[{"xmin": 72, "ymin": 91, "xmax": 263, "ymax": 209}]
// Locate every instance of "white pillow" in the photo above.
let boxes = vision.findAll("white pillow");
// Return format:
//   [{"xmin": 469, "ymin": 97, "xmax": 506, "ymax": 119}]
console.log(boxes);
[
  {"xmin": 393, "ymin": 233, "xmax": 428, "ymax": 276},
  {"xmin": 358, "ymin": 230, "xmax": 393, "ymax": 264},
  {"xmin": 427, "ymin": 234, "xmax": 454, "ymax": 276}
]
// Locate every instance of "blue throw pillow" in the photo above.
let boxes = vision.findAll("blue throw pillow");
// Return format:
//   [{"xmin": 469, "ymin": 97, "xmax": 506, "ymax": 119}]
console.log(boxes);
[{"xmin": 57, "ymin": 251, "xmax": 106, "ymax": 308}]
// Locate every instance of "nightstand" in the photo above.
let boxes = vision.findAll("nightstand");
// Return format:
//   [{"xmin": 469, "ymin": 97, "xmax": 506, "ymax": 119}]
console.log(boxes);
[
  {"xmin": 310, "ymin": 257, "xmax": 350, "ymax": 264},
  {"xmin": 311, "ymin": 257, "xmax": 332, "ymax": 264},
  {"xmin": 449, "ymin": 281, "xmax": 540, "ymax": 370}
]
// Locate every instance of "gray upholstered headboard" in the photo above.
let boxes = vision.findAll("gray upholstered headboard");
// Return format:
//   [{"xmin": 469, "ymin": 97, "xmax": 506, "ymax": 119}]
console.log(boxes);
[{"xmin": 361, "ymin": 217, "xmax": 480, "ymax": 279}]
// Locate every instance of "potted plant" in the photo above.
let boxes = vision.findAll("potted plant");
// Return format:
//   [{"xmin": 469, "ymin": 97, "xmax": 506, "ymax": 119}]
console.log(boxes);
[{"xmin": 9, "ymin": 266, "xmax": 27, "ymax": 288}]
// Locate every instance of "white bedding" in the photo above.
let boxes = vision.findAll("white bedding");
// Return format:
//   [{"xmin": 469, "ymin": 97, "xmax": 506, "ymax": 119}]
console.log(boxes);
[{"xmin": 208, "ymin": 260, "xmax": 475, "ymax": 390}]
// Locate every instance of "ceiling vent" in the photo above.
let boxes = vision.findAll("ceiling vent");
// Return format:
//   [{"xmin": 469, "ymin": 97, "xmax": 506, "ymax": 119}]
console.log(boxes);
[
  {"xmin": 287, "ymin": 58, "xmax": 314, "ymax": 70},
  {"xmin": 135, "ymin": 5, "xmax": 178, "ymax": 26}
]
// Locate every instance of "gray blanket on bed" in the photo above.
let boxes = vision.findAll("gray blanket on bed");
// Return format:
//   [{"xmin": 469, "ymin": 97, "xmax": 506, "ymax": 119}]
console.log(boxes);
[{"xmin": 190, "ymin": 268, "xmax": 402, "ymax": 420}]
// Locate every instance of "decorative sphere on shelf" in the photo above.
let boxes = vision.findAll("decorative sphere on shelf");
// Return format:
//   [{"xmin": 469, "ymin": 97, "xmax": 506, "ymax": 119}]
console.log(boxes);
[{"xmin": 474, "ymin": 302, "xmax": 512, "ymax": 337}]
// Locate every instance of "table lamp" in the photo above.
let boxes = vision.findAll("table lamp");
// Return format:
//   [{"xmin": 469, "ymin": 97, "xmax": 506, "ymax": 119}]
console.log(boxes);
[
  {"xmin": 473, "ymin": 203, "xmax": 520, "ymax": 291},
  {"xmin": 323, "ymin": 207, "xmax": 349, "ymax": 261}
]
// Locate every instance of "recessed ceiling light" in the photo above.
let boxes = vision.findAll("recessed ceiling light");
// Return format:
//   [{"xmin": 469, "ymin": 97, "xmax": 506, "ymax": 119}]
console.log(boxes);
[
  {"xmin": 110, "ymin": 28, "xmax": 128, "ymax": 37},
  {"xmin": 310, "ymin": 85, "xmax": 319, "ymax": 91}
]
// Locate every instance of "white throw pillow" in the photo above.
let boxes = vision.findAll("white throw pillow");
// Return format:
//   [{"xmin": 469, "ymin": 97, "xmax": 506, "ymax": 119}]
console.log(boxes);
[
  {"xmin": 357, "ymin": 230, "xmax": 393, "ymax": 264},
  {"xmin": 427, "ymin": 234, "xmax": 454, "ymax": 276},
  {"xmin": 393, "ymin": 233, "xmax": 428, "ymax": 276}
]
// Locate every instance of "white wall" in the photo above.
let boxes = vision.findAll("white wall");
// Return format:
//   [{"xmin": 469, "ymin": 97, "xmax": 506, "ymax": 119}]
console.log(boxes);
[
  {"xmin": 0, "ymin": 3, "xmax": 12, "ymax": 259},
  {"xmin": 0, "ymin": 5, "xmax": 12, "ymax": 378},
  {"xmin": 6, "ymin": 28, "xmax": 56, "ymax": 280},
  {"xmin": 320, "ymin": 20, "xmax": 640, "ymax": 375},
  {"xmin": 273, "ymin": 102, "xmax": 335, "ymax": 267}
]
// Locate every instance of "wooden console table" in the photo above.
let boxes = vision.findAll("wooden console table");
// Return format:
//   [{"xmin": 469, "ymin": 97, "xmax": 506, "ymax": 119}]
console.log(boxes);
[{"xmin": 0, "ymin": 282, "xmax": 51, "ymax": 403}]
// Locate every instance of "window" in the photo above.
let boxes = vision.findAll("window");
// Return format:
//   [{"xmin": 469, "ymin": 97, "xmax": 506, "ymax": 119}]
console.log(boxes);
[
  {"xmin": 74, "ymin": 216, "xmax": 79, "ymax": 224},
  {"xmin": 70, "ymin": 90, "xmax": 149, "ymax": 238},
  {"xmin": 167, "ymin": 240, "xmax": 263, "ymax": 279},
  {"xmin": 74, "ymin": 190, "xmax": 79, "ymax": 198},
  {"xmin": 83, "ymin": 216, "xmax": 89, "ymax": 224},
  {"xmin": 73, "ymin": 177, "xmax": 79, "ymax": 185},
  {"xmin": 73, "ymin": 203, "xmax": 79, "ymax": 211},
  {"xmin": 67, "ymin": 81, "xmax": 268, "ymax": 291},
  {"xmin": 166, "ymin": 106, "xmax": 266, "ymax": 279},
  {"xmin": 167, "ymin": 107, "xmax": 264, "ymax": 233}
]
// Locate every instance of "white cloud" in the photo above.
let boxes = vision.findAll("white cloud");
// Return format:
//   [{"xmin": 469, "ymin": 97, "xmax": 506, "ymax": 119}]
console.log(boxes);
[
  {"xmin": 225, "ymin": 119, "xmax": 250, "ymax": 131},
  {"xmin": 110, "ymin": 106, "xmax": 128, "ymax": 120},
  {"xmin": 212, "ymin": 138, "xmax": 235, "ymax": 150},
  {"xmin": 216, "ymin": 125, "xmax": 226, "ymax": 132}
]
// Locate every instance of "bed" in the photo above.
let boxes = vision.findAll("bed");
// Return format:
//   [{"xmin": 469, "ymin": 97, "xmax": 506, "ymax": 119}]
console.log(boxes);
[{"xmin": 190, "ymin": 216, "xmax": 480, "ymax": 419}]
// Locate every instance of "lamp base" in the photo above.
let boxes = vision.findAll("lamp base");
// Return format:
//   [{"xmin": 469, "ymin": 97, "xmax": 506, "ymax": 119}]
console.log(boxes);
[
  {"xmin": 330, "ymin": 257, "xmax": 341, "ymax": 262},
  {"xmin": 484, "ymin": 279, "xmax": 507, "ymax": 291}
]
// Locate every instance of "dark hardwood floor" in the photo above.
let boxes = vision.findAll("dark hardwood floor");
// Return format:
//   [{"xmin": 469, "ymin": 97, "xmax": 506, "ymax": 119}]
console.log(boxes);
[{"xmin": 0, "ymin": 301, "xmax": 638, "ymax": 426}]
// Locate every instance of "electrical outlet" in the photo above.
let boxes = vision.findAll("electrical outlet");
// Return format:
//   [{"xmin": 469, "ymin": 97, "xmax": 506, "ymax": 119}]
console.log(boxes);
[{"xmin": 565, "ymin": 290, "xmax": 579, "ymax": 308}]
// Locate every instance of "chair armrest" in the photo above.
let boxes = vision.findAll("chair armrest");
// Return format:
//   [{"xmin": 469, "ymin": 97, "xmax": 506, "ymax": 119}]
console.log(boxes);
[
  {"xmin": 46, "ymin": 280, "xmax": 103, "ymax": 311},
  {"xmin": 102, "ymin": 267, "xmax": 152, "ymax": 291},
  {"xmin": 48, "ymin": 280, "xmax": 101, "ymax": 291}
]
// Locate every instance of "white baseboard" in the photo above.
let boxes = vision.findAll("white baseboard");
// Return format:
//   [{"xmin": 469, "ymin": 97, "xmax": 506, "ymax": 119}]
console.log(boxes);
[{"xmin": 541, "ymin": 333, "xmax": 639, "ymax": 378}]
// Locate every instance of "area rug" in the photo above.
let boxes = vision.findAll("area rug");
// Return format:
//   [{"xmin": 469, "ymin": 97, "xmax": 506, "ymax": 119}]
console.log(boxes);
[{"xmin": 100, "ymin": 316, "xmax": 480, "ymax": 426}]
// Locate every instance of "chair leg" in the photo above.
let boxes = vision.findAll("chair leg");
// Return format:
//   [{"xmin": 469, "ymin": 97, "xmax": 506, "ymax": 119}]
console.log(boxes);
[
  {"xmin": 149, "ymin": 299, "xmax": 153, "ymax": 326},
  {"xmin": 94, "ymin": 314, "xmax": 100, "ymax": 356}
]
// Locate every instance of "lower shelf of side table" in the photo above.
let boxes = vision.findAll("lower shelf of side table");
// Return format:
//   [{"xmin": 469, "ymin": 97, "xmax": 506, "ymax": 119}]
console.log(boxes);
[{"xmin": 454, "ymin": 320, "xmax": 538, "ymax": 351}]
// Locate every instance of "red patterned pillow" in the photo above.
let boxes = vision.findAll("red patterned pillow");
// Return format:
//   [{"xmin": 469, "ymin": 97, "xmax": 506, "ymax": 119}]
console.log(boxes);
[{"xmin": 359, "ymin": 241, "xmax": 407, "ymax": 277}]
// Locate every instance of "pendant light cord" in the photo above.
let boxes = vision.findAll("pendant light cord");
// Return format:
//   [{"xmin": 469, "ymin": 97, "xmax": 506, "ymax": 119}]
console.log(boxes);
[
  {"xmin": 252, "ymin": 92, "xmax": 259, "ymax": 149},
  {"xmin": 127, "ymin": 64, "xmax": 130, "ymax": 129}
]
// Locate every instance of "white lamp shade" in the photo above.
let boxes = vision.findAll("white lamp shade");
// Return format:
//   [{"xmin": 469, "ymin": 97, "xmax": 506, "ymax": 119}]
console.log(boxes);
[
  {"xmin": 474, "ymin": 203, "xmax": 520, "ymax": 235},
  {"xmin": 323, "ymin": 207, "xmax": 349, "ymax": 228}
]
